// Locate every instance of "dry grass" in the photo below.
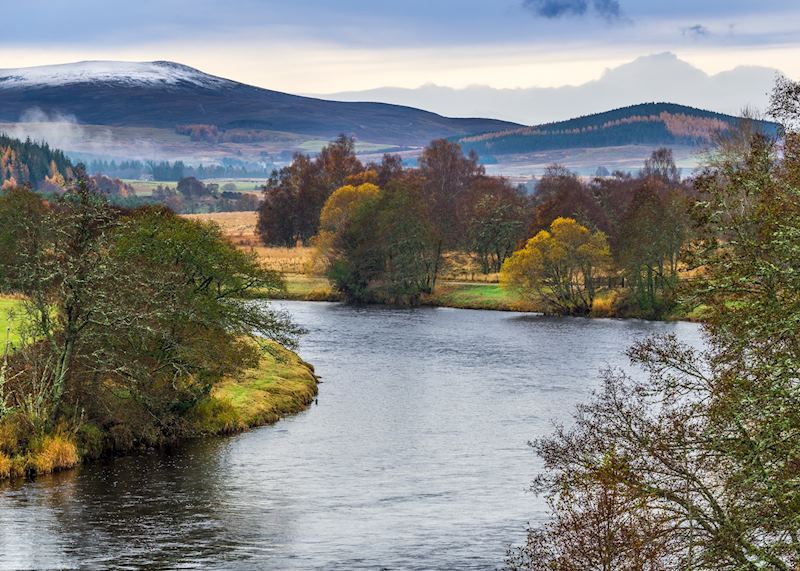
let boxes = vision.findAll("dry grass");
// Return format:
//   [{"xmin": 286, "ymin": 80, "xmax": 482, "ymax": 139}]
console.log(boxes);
[
  {"xmin": 182, "ymin": 212, "xmax": 317, "ymax": 273},
  {"xmin": 31, "ymin": 434, "xmax": 79, "ymax": 474}
]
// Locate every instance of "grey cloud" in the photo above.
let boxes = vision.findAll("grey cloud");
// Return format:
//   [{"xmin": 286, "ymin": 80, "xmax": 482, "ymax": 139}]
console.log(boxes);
[
  {"xmin": 682, "ymin": 24, "xmax": 710, "ymax": 38},
  {"xmin": 522, "ymin": 0, "xmax": 623, "ymax": 20}
]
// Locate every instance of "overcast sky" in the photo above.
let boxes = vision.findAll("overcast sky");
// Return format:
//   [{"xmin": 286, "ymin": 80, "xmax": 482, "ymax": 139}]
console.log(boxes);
[{"xmin": 2, "ymin": 0, "xmax": 799, "ymax": 93}]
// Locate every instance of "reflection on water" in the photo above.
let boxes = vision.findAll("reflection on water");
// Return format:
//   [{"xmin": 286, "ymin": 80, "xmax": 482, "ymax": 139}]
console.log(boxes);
[{"xmin": 0, "ymin": 302, "xmax": 703, "ymax": 570}]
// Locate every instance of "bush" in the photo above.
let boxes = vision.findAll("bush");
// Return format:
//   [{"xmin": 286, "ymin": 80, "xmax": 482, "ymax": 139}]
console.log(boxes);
[{"xmin": 30, "ymin": 434, "xmax": 79, "ymax": 474}]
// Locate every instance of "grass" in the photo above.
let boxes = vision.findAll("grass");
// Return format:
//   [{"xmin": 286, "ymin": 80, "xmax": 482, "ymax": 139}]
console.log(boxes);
[
  {"xmin": 424, "ymin": 282, "xmax": 542, "ymax": 312},
  {"xmin": 0, "ymin": 297, "xmax": 23, "ymax": 350},
  {"xmin": 189, "ymin": 341, "xmax": 319, "ymax": 433}
]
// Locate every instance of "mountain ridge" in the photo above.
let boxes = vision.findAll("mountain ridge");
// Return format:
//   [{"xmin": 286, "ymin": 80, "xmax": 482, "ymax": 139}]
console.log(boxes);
[
  {"xmin": 0, "ymin": 60, "xmax": 521, "ymax": 146},
  {"xmin": 456, "ymin": 102, "xmax": 780, "ymax": 158},
  {"xmin": 316, "ymin": 53, "xmax": 780, "ymax": 125}
]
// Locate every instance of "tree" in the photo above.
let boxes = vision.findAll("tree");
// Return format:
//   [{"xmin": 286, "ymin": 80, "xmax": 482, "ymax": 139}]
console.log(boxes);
[
  {"xmin": 501, "ymin": 217, "xmax": 610, "ymax": 315},
  {"xmin": 463, "ymin": 176, "xmax": 530, "ymax": 273},
  {"xmin": 532, "ymin": 165, "xmax": 600, "ymax": 232},
  {"xmin": 511, "ymin": 81, "xmax": 800, "ymax": 570},
  {"xmin": 0, "ymin": 179, "xmax": 300, "ymax": 439},
  {"xmin": 419, "ymin": 139, "xmax": 484, "ymax": 286},
  {"xmin": 256, "ymin": 135, "xmax": 363, "ymax": 246},
  {"xmin": 616, "ymin": 180, "xmax": 689, "ymax": 317},
  {"xmin": 640, "ymin": 147, "xmax": 681, "ymax": 185},
  {"xmin": 313, "ymin": 175, "xmax": 437, "ymax": 304}
]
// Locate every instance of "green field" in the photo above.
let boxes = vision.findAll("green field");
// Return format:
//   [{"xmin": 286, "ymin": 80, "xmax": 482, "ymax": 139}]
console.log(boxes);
[
  {"xmin": 425, "ymin": 282, "xmax": 542, "ymax": 312},
  {"xmin": 0, "ymin": 298, "xmax": 22, "ymax": 350}
]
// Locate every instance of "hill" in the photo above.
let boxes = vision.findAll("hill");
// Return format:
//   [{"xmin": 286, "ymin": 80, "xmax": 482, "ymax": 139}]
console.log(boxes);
[
  {"xmin": 0, "ymin": 61, "xmax": 520, "ymax": 147},
  {"xmin": 456, "ymin": 103, "xmax": 780, "ymax": 158}
]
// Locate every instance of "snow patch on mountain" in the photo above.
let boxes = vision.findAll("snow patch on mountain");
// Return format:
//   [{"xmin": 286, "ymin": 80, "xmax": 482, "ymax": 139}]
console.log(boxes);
[{"xmin": 0, "ymin": 61, "xmax": 232, "ymax": 89}]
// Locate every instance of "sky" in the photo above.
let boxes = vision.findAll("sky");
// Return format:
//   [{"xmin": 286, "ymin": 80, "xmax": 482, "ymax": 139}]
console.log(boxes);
[{"xmin": 2, "ymin": 0, "xmax": 800, "ymax": 93}]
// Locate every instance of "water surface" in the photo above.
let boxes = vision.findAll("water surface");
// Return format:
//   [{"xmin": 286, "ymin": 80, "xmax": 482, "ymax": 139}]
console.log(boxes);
[{"xmin": 0, "ymin": 302, "xmax": 703, "ymax": 570}]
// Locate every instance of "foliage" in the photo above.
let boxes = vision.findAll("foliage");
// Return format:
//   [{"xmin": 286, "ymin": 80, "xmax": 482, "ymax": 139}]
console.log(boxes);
[
  {"xmin": 0, "ymin": 134, "xmax": 72, "ymax": 191},
  {"xmin": 509, "ymin": 79, "xmax": 800, "ymax": 570},
  {"xmin": 257, "ymin": 135, "xmax": 363, "ymax": 245},
  {"xmin": 0, "ymin": 177, "xmax": 302, "ymax": 456},
  {"xmin": 463, "ymin": 176, "xmax": 530, "ymax": 273},
  {"xmin": 501, "ymin": 217, "xmax": 610, "ymax": 315}
]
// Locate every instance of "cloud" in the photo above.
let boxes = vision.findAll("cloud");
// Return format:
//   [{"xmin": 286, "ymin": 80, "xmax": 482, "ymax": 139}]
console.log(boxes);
[
  {"xmin": 522, "ymin": 0, "xmax": 623, "ymax": 21},
  {"xmin": 6, "ymin": 108, "xmax": 163, "ymax": 160},
  {"xmin": 682, "ymin": 24, "xmax": 711, "ymax": 38}
]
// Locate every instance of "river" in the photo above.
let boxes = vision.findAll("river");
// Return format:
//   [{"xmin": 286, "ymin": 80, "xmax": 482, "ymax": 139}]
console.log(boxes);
[{"xmin": 0, "ymin": 301, "xmax": 703, "ymax": 570}]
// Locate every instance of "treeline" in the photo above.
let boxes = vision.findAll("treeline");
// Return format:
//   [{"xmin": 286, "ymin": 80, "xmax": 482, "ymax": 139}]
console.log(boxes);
[
  {"xmin": 152, "ymin": 177, "xmax": 260, "ymax": 214},
  {"xmin": 258, "ymin": 136, "xmax": 533, "ymax": 303},
  {"xmin": 0, "ymin": 134, "xmax": 72, "ymax": 191},
  {"xmin": 507, "ymin": 76, "xmax": 800, "ymax": 571},
  {"xmin": 257, "ymin": 134, "xmax": 694, "ymax": 316},
  {"xmin": 504, "ymin": 149, "xmax": 692, "ymax": 317},
  {"xmin": 0, "ymin": 173, "xmax": 299, "ymax": 477},
  {"xmin": 87, "ymin": 158, "xmax": 273, "ymax": 181}
]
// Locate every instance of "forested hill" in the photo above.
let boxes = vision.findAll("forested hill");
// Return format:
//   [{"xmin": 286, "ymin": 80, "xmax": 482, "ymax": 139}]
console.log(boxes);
[
  {"xmin": 456, "ymin": 103, "xmax": 781, "ymax": 156},
  {"xmin": 0, "ymin": 134, "xmax": 72, "ymax": 190}
]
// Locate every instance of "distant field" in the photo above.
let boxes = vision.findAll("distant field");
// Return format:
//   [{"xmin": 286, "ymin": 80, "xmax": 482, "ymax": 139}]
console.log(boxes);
[
  {"xmin": 297, "ymin": 139, "xmax": 402, "ymax": 154},
  {"xmin": 123, "ymin": 179, "xmax": 264, "ymax": 196}
]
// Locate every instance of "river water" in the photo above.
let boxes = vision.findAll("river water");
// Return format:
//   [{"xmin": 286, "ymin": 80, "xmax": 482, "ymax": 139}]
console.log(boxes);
[{"xmin": 0, "ymin": 301, "xmax": 703, "ymax": 570}]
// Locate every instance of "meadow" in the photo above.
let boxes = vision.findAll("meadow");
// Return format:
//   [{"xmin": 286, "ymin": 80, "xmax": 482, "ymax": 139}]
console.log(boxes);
[{"xmin": 182, "ymin": 212, "xmax": 543, "ymax": 310}]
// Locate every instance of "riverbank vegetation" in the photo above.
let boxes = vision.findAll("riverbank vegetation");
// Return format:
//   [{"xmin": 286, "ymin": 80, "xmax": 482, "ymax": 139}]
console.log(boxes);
[
  {"xmin": 508, "ymin": 77, "xmax": 800, "ymax": 570},
  {"xmin": 0, "ymin": 174, "xmax": 313, "ymax": 480},
  {"xmin": 254, "ymin": 131, "xmax": 702, "ymax": 317}
]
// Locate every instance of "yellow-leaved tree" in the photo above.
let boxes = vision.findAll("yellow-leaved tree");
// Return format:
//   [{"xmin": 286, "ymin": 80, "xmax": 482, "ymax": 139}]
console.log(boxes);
[
  {"xmin": 308, "ymin": 183, "xmax": 381, "ymax": 273},
  {"xmin": 500, "ymin": 217, "xmax": 610, "ymax": 315}
]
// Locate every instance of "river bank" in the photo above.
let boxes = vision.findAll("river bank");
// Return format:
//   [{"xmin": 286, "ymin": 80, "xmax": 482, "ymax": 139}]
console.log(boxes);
[
  {"xmin": 0, "ymin": 296, "xmax": 318, "ymax": 481},
  {"xmin": 268, "ymin": 273, "xmax": 704, "ymax": 320}
]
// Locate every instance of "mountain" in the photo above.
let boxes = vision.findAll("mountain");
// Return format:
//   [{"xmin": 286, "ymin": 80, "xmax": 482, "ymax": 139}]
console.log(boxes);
[
  {"xmin": 0, "ymin": 61, "xmax": 520, "ymax": 146},
  {"xmin": 455, "ymin": 102, "xmax": 780, "ymax": 158},
  {"xmin": 317, "ymin": 53, "xmax": 780, "ymax": 125}
]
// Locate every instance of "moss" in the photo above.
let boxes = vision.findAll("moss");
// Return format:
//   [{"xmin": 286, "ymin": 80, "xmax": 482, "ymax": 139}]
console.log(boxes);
[{"xmin": 77, "ymin": 422, "xmax": 106, "ymax": 459}]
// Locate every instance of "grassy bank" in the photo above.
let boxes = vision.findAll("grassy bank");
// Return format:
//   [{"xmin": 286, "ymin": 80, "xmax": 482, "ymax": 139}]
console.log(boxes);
[
  {"xmin": 0, "ymin": 338, "xmax": 318, "ymax": 481},
  {"xmin": 0, "ymin": 296, "xmax": 22, "ymax": 349},
  {"xmin": 188, "ymin": 341, "xmax": 318, "ymax": 434}
]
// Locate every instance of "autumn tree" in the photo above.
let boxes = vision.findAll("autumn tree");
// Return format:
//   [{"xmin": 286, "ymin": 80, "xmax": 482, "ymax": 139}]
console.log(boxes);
[
  {"xmin": 510, "ymin": 81, "xmax": 800, "ymax": 570},
  {"xmin": 418, "ymin": 139, "xmax": 484, "ymax": 285},
  {"xmin": 257, "ymin": 136, "xmax": 364, "ymax": 246},
  {"xmin": 463, "ymin": 176, "xmax": 530, "ymax": 273},
  {"xmin": 533, "ymin": 165, "xmax": 600, "ymax": 232},
  {"xmin": 501, "ymin": 217, "xmax": 610, "ymax": 315},
  {"xmin": 0, "ymin": 179, "xmax": 299, "ymax": 438}
]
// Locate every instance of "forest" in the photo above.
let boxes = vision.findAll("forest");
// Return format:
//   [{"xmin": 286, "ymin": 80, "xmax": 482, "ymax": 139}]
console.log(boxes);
[{"xmin": 457, "ymin": 102, "xmax": 780, "ymax": 156}]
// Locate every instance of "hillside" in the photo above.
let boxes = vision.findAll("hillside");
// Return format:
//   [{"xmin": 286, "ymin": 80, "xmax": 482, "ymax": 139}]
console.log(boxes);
[
  {"xmin": 0, "ymin": 134, "xmax": 72, "ymax": 190},
  {"xmin": 456, "ymin": 103, "xmax": 780, "ymax": 157},
  {"xmin": 0, "ymin": 61, "xmax": 519, "ymax": 147}
]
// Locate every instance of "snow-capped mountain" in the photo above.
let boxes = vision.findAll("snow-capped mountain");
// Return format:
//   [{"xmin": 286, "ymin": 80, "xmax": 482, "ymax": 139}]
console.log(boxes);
[
  {"xmin": 0, "ymin": 60, "xmax": 233, "ymax": 90},
  {"xmin": 0, "ymin": 60, "xmax": 519, "ymax": 145}
]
